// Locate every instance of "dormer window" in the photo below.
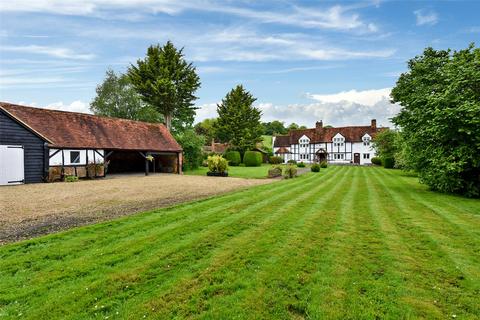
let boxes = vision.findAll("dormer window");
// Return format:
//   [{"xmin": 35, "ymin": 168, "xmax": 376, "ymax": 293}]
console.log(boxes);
[{"xmin": 362, "ymin": 135, "xmax": 371, "ymax": 146}]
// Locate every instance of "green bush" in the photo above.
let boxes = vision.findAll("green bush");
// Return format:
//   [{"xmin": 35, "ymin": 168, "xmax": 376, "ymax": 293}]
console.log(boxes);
[
  {"xmin": 297, "ymin": 162, "xmax": 306, "ymax": 168},
  {"xmin": 243, "ymin": 151, "xmax": 262, "ymax": 167},
  {"xmin": 311, "ymin": 163, "xmax": 320, "ymax": 172},
  {"xmin": 287, "ymin": 159, "xmax": 297, "ymax": 165},
  {"xmin": 371, "ymin": 157, "xmax": 382, "ymax": 165},
  {"xmin": 383, "ymin": 157, "xmax": 395, "ymax": 169},
  {"xmin": 175, "ymin": 129, "xmax": 205, "ymax": 170},
  {"xmin": 207, "ymin": 155, "xmax": 228, "ymax": 173},
  {"xmin": 225, "ymin": 151, "xmax": 241, "ymax": 166},
  {"xmin": 320, "ymin": 161, "xmax": 328, "ymax": 168},
  {"xmin": 284, "ymin": 165, "xmax": 297, "ymax": 179},
  {"xmin": 64, "ymin": 175, "xmax": 79, "ymax": 182},
  {"xmin": 267, "ymin": 166, "xmax": 282, "ymax": 178},
  {"xmin": 269, "ymin": 156, "xmax": 283, "ymax": 164}
]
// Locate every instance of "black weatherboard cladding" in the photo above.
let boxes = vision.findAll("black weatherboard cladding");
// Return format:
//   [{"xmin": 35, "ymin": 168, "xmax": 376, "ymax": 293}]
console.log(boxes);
[{"xmin": 0, "ymin": 109, "xmax": 46, "ymax": 183}]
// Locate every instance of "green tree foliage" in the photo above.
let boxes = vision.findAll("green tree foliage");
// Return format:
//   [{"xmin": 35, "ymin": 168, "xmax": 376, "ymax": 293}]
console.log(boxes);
[
  {"xmin": 391, "ymin": 44, "xmax": 480, "ymax": 197},
  {"xmin": 90, "ymin": 69, "xmax": 161, "ymax": 122},
  {"xmin": 128, "ymin": 41, "xmax": 201, "ymax": 132},
  {"xmin": 174, "ymin": 129, "xmax": 205, "ymax": 170},
  {"xmin": 194, "ymin": 118, "xmax": 218, "ymax": 143},
  {"xmin": 372, "ymin": 129, "xmax": 399, "ymax": 166},
  {"xmin": 262, "ymin": 120, "xmax": 287, "ymax": 135},
  {"xmin": 214, "ymin": 85, "xmax": 263, "ymax": 153}
]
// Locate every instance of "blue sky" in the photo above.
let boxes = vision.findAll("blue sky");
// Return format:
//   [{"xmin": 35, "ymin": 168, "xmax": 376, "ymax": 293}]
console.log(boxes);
[{"xmin": 0, "ymin": 0, "xmax": 478, "ymax": 127}]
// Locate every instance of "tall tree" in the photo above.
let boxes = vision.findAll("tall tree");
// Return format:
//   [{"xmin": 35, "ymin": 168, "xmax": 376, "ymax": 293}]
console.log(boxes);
[
  {"xmin": 90, "ymin": 69, "xmax": 161, "ymax": 122},
  {"xmin": 262, "ymin": 120, "xmax": 287, "ymax": 135},
  {"xmin": 215, "ymin": 85, "xmax": 263, "ymax": 153},
  {"xmin": 391, "ymin": 44, "xmax": 480, "ymax": 197},
  {"xmin": 127, "ymin": 41, "xmax": 201, "ymax": 132},
  {"xmin": 194, "ymin": 118, "xmax": 218, "ymax": 143}
]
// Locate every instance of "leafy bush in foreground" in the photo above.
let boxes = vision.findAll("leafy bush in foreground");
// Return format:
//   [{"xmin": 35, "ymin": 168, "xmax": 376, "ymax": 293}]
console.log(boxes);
[
  {"xmin": 311, "ymin": 163, "xmax": 320, "ymax": 172},
  {"xmin": 297, "ymin": 162, "xmax": 306, "ymax": 168},
  {"xmin": 268, "ymin": 166, "xmax": 282, "ymax": 178},
  {"xmin": 207, "ymin": 155, "xmax": 228, "ymax": 173},
  {"xmin": 284, "ymin": 165, "xmax": 297, "ymax": 179},
  {"xmin": 320, "ymin": 161, "xmax": 328, "ymax": 168},
  {"xmin": 287, "ymin": 160, "xmax": 297, "ymax": 165}
]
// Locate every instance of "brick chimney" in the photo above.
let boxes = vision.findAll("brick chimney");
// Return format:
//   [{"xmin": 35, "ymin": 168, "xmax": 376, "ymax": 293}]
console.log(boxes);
[
  {"xmin": 316, "ymin": 120, "xmax": 323, "ymax": 130},
  {"xmin": 371, "ymin": 119, "xmax": 377, "ymax": 129}
]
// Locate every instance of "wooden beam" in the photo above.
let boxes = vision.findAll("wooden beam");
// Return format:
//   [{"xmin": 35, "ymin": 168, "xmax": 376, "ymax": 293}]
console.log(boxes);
[
  {"xmin": 85, "ymin": 149, "xmax": 89, "ymax": 178},
  {"xmin": 94, "ymin": 149, "xmax": 104, "ymax": 159},
  {"xmin": 43, "ymin": 143, "xmax": 49, "ymax": 182},
  {"xmin": 105, "ymin": 150, "xmax": 114, "ymax": 159},
  {"xmin": 48, "ymin": 148, "xmax": 61, "ymax": 159}
]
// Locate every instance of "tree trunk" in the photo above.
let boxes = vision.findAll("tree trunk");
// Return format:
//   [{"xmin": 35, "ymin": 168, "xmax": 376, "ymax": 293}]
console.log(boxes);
[{"xmin": 164, "ymin": 113, "xmax": 172, "ymax": 131}]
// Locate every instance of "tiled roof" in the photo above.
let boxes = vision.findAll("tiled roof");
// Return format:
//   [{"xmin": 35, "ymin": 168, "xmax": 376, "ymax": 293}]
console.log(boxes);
[
  {"xmin": 0, "ymin": 102, "xmax": 182, "ymax": 152},
  {"xmin": 274, "ymin": 122, "xmax": 386, "ymax": 146}
]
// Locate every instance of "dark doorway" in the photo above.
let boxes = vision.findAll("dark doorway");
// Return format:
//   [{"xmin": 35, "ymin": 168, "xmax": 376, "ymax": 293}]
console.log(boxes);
[
  {"xmin": 107, "ymin": 151, "xmax": 145, "ymax": 173},
  {"xmin": 316, "ymin": 149, "xmax": 327, "ymax": 163},
  {"xmin": 354, "ymin": 153, "xmax": 360, "ymax": 164}
]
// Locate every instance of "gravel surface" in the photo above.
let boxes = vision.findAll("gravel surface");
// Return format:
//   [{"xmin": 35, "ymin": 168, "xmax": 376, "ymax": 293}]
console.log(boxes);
[{"xmin": 0, "ymin": 174, "xmax": 272, "ymax": 244}]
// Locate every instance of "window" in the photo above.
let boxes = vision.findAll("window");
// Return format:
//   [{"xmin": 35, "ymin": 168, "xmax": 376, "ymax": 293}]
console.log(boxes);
[
  {"xmin": 70, "ymin": 151, "xmax": 80, "ymax": 164},
  {"xmin": 363, "ymin": 153, "xmax": 370, "ymax": 159},
  {"xmin": 363, "ymin": 136, "xmax": 371, "ymax": 146}
]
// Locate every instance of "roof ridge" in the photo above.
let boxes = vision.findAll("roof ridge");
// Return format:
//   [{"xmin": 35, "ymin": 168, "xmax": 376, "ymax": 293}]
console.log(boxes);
[{"xmin": 0, "ymin": 101, "xmax": 167, "ymax": 129}]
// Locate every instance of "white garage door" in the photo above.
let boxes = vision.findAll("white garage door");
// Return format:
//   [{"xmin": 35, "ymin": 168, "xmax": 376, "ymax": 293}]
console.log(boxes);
[{"xmin": 0, "ymin": 145, "xmax": 25, "ymax": 185}]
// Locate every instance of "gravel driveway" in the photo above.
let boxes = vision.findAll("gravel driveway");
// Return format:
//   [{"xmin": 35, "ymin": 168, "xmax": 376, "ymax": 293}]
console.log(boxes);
[{"xmin": 0, "ymin": 174, "xmax": 271, "ymax": 244}]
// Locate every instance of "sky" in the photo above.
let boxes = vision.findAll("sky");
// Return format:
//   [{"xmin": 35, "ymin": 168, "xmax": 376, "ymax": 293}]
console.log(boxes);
[{"xmin": 0, "ymin": 0, "xmax": 479, "ymax": 128}]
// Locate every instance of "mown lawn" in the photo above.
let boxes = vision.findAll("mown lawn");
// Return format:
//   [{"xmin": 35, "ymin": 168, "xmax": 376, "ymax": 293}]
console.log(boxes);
[
  {"xmin": 1, "ymin": 166, "xmax": 479, "ymax": 319},
  {"xmin": 185, "ymin": 163, "xmax": 275, "ymax": 179}
]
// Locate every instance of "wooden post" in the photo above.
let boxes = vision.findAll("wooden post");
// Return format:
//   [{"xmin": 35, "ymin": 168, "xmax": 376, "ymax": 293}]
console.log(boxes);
[
  {"xmin": 93, "ymin": 150, "xmax": 97, "ymax": 178},
  {"xmin": 43, "ymin": 143, "xmax": 49, "ymax": 182},
  {"xmin": 145, "ymin": 152, "xmax": 149, "ymax": 176},
  {"xmin": 61, "ymin": 149, "xmax": 65, "ymax": 180},
  {"xmin": 85, "ymin": 149, "xmax": 89, "ymax": 178}
]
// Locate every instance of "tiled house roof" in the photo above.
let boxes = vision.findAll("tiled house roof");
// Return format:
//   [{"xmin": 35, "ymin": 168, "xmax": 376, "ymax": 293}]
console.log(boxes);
[
  {"xmin": 274, "ymin": 121, "xmax": 385, "ymax": 147},
  {"xmin": 0, "ymin": 102, "xmax": 182, "ymax": 152}
]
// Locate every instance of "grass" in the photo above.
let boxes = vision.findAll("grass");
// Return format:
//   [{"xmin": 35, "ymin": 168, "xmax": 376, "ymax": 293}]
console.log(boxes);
[
  {"xmin": 185, "ymin": 163, "xmax": 276, "ymax": 179},
  {"xmin": 1, "ymin": 166, "xmax": 479, "ymax": 319},
  {"xmin": 261, "ymin": 135, "xmax": 273, "ymax": 149}
]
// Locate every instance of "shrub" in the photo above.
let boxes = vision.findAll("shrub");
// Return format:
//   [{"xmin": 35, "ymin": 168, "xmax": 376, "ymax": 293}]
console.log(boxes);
[
  {"xmin": 371, "ymin": 157, "xmax": 382, "ymax": 166},
  {"xmin": 225, "ymin": 151, "xmax": 241, "ymax": 166},
  {"xmin": 175, "ymin": 129, "xmax": 205, "ymax": 170},
  {"xmin": 297, "ymin": 162, "xmax": 306, "ymax": 168},
  {"xmin": 320, "ymin": 161, "xmax": 328, "ymax": 168},
  {"xmin": 269, "ymin": 155, "xmax": 283, "ymax": 164},
  {"xmin": 383, "ymin": 157, "xmax": 395, "ymax": 169},
  {"xmin": 287, "ymin": 159, "xmax": 297, "ymax": 165},
  {"xmin": 64, "ymin": 175, "xmax": 79, "ymax": 182},
  {"xmin": 311, "ymin": 163, "xmax": 320, "ymax": 172},
  {"xmin": 207, "ymin": 155, "xmax": 228, "ymax": 173},
  {"xmin": 284, "ymin": 165, "xmax": 297, "ymax": 179},
  {"xmin": 268, "ymin": 166, "xmax": 282, "ymax": 178},
  {"xmin": 243, "ymin": 151, "xmax": 262, "ymax": 167}
]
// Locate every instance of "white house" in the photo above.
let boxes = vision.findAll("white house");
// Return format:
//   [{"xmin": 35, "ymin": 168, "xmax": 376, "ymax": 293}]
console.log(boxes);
[{"xmin": 273, "ymin": 119, "xmax": 385, "ymax": 165}]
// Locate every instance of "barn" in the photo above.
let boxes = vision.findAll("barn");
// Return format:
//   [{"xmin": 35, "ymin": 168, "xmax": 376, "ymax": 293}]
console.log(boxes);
[{"xmin": 0, "ymin": 102, "xmax": 183, "ymax": 185}]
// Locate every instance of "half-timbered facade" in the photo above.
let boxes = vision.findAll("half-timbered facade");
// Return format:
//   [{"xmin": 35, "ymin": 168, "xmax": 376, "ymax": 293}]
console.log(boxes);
[
  {"xmin": 273, "ymin": 119, "xmax": 385, "ymax": 165},
  {"xmin": 0, "ymin": 102, "xmax": 182, "ymax": 185}
]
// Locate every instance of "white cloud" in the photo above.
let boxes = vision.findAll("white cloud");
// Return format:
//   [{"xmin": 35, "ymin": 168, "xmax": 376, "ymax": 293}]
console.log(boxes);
[
  {"xmin": 44, "ymin": 100, "xmax": 91, "ymax": 113},
  {"xmin": 195, "ymin": 88, "xmax": 401, "ymax": 128},
  {"xmin": 307, "ymin": 88, "xmax": 392, "ymax": 106},
  {"xmin": 2, "ymin": 45, "xmax": 95, "ymax": 60},
  {"xmin": 414, "ymin": 9, "xmax": 438, "ymax": 26},
  {"xmin": 1, "ymin": 1, "xmax": 379, "ymax": 33}
]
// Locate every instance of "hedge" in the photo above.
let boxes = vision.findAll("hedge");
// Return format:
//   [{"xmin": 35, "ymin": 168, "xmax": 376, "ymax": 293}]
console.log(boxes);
[
  {"xmin": 243, "ymin": 151, "xmax": 262, "ymax": 167},
  {"xmin": 371, "ymin": 157, "xmax": 382, "ymax": 165},
  {"xmin": 225, "ymin": 151, "xmax": 241, "ymax": 166},
  {"xmin": 383, "ymin": 157, "xmax": 395, "ymax": 169},
  {"xmin": 311, "ymin": 163, "xmax": 320, "ymax": 172}
]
